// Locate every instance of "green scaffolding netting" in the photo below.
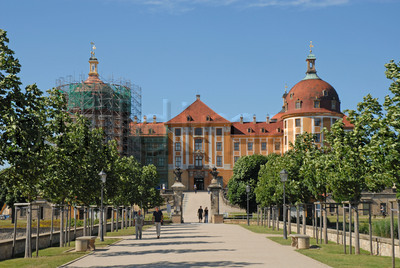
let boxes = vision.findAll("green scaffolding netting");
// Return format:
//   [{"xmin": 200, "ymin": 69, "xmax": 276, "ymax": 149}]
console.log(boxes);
[{"xmin": 61, "ymin": 82, "xmax": 132, "ymax": 113}]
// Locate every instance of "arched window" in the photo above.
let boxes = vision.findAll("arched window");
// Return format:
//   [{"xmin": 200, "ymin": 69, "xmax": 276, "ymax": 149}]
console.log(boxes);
[{"xmin": 295, "ymin": 100, "xmax": 302, "ymax": 109}]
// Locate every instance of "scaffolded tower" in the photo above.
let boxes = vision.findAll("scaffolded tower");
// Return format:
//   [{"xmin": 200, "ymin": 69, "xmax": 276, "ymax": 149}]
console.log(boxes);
[{"xmin": 57, "ymin": 43, "xmax": 142, "ymax": 156}]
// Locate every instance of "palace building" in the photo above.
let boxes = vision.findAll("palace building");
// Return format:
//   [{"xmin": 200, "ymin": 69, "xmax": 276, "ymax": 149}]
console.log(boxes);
[
  {"xmin": 133, "ymin": 47, "xmax": 352, "ymax": 191},
  {"xmin": 62, "ymin": 43, "xmax": 351, "ymax": 191}
]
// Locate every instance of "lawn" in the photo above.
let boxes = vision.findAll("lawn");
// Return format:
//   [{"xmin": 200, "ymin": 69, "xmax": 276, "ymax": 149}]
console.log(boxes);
[
  {"xmin": 240, "ymin": 224, "xmax": 400, "ymax": 268},
  {"xmin": 0, "ymin": 238, "xmax": 120, "ymax": 268}
]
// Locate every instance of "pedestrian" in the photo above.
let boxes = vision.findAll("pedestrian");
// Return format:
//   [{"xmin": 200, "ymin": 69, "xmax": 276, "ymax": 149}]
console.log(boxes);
[
  {"xmin": 152, "ymin": 206, "xmax": 163, "ymax": 239},
  {"xmin": 194, "ymin": 184, "xmax": 197, "ymax": 193},
  {"xmin": 198, "ymin": 206, "xmax": 203, "ymax": 223},
  {"xmin": 204, "ymin": 207, "xmax": 209, "ymax": 223},
  {"xmin": 133, "ymin": 210, "xmax": 144, "ymax": 239}
]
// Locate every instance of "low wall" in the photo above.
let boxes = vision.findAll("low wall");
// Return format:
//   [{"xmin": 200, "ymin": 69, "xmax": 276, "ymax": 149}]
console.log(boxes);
[
  {"xmin": 224, "ymin": 218, "xmax": 399, "ymax": 257},
  {"xmin": 0, "ymin": 221, "xmax": 124, "ymax": 261}
]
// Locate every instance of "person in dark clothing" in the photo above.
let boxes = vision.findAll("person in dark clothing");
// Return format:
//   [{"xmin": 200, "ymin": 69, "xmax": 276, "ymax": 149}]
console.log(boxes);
[
  {"xmin": 204, "ymin": 207, "xmax": 209, "ymax": 223},
  {"xmin": 152, "ymin": 207, "xmax": 163, "ymax": 238},
  {"xmin": 198, "ymin": 206, "xmax": 203, "ymax": 223}
]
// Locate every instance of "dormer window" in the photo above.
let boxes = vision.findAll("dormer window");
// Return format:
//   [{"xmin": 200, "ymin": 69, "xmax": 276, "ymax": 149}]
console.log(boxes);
[
  {"xmin": 261, "ymin": 128, "xmax": 265, "ymax": 133},
  {"xmin": 148, "ymin": 129, "xmax": 153, "ymax": 134},
  {"xmin": 206, "ymin": 115, "xmax": 211, "ymax": 121},
  {"xmin": 247, "ymin": 128, "xmax": 252, "ymax": 133},
  {"xmin": 295, "ymin": 100, "xmax": 302, "ymax": 109},
  {"xmin": 314, "ymin": 100, "xmax": 320, "ymax": 108},
  {"xmin": 290, "ymin": 93, "xmax": 293, "ymax": 99},
  {"xmin": 186, "ymin": 115, "xmax": 192, "ymax": 121},
  {"xmin": 331, "ymin": 100, "xmax": 336, "ymax": 110},
  {"xmin": 323, "ymin": 90, "xmax": 328, "ymax": 97}
]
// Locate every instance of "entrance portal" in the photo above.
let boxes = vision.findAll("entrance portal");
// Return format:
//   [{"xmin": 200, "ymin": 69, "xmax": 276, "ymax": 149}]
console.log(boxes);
[{"xmin": 194, "ymin": 177, "xmax": 204, "ymax": 190}]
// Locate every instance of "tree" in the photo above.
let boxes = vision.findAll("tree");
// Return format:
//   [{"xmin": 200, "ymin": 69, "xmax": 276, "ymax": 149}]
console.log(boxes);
[
  {"xmin": 138, "ymin": 165, "xmax": 163, "ymax": 211},
  {"xmin": 227, "ymin": 154, "xmax": 270, "ymax": 213},
  {"xmin": 0, "ymin": 29, "xmax": 52, "ymax": 201}
]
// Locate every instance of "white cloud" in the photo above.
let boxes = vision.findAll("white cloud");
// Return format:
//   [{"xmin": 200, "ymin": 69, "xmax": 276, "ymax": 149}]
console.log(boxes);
[{"xmin": 124, "ymin": 0, "xmax": 350, "ymax": 13}]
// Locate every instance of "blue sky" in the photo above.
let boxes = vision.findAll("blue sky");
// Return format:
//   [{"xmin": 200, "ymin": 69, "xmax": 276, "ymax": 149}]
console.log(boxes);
[{"xmin": 2, "ymin": 0, "xmax": 399, "ymax": 122}]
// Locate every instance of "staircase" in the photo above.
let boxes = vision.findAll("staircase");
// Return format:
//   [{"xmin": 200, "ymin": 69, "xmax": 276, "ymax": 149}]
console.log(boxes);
[
  {"xmin": 182, "ymin": 191, "xmax": 245, "ymax": 223},
  {"xmin": 182, "ymin": 191, "xmax": 210, "ymax": 223}
]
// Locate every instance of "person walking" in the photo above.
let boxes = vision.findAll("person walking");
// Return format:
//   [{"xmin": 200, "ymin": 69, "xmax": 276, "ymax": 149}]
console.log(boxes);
[
  {"xmin": 152, "ymin": 207, "xmax": 163, "ymax": 239},
  {"xmin": 133, "ymin": 210, "xmax": 144, "ymax": 239},
  {"xmin": 204, "ymin": 207, "xmax": 209, "ymax": 223},
  {"xmin": 198, "ymin": 206, "xmax": 204, "ymax": 223},
  {"xmin": 194, "ymin": 184, "xmax": 197, "ymax": 193}
]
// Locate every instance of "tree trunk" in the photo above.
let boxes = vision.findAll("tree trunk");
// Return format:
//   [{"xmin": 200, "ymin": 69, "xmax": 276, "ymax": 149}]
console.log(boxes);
[
  {"xmin": 354, "ymin": 204, "xmax": 360, "ymax": 254},
  {"xmin": 60, "ymin": 206, "xmax": 64, "ymax": 248},
  {"xmin": 323, "ymin": 203, "xmax": 328, "ymax": 244}
]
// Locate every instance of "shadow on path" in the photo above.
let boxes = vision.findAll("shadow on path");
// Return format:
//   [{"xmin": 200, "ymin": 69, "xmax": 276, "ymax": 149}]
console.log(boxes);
[
  {"xmin": 95, "ymin": 248, "xmax": 235, "ymax": 257},
  {"xmin": 113, "ymin": 241, "xmax": 221, "ymax": 247},
  {"xmin": 69, "ymin": 261, "xmax": 261, "ymax": 267}
]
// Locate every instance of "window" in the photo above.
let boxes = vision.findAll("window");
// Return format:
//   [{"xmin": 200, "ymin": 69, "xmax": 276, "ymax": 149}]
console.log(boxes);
[
  {"xmin": 314, "ymin": 133, "xmax": 321, "ymax": 142},
  {"xmin": 295, "ymin": 100, "xmax": 302, "ymax": 109},
  {"xmin": 175, "ymin": 142, "xmax": 181, "ymax": 151},
  {"xmin": 275, "ymin": 142, "xmax": 281, "ymax": 151},
  {"xmin": 195, "ymin": 128, "xmax": 203, "ymax": 136},
  {"xmin": 146, "ymin": 157, "xmax": 153, "ymax": 165},
  {"xmin": 332, "ymin": 118, "xmax": 337, "ymax": 124},
  {"xmin": 331, "ymin": 100, "xmax": 337, "ymax": 110},
  {"xmin": 234, "ymin": 156, "xmax": 240, "ymax": 163},
  {"xmin": 285, "ymin": 136, "xmax": 287, "ymax": 145},
  {"xmin": 175, "ymin": 156, "xmax": 181, "ymax": 167},
  {"xmin": 314, "ymin": 100, "xmax": 320, "ymax": 108},
  {"xmin": 284, "ymin": 121, "xmax": 287, "ymax": 128},
  {"xmin": 323, "ymin": 90, "xmax": 328, "ymax": 96},
  {"xmin": 216, "ymin": 142, "xmax": 222, "ymax": 151},
  {"xmin": 195, "ymin": 156, "xmax": 203, "ymax": 167},
  {"xmin": 314, "ymin": 118, "xmax": 321, "ymax": 127},
  {"xmin": 148, "ymin": 128, "xmax": 153, "ymax": 134},
  {"xmin": 216, "ymin": 128, "xmax": 222, "ymax": 136},
  {"xmin": 217, "ymin": 156, "xmax": 223, "ymax": 167},
  {"xmin": 175, "ymin": 128, "xmax": 181, "ymax": 136},
  {"xmin": 195, "ymin": 139, "xmax": 202, "ymax": 150},
  {"xmin": 261, "ymin": 142, "xmax": 267, "ymax": 151},
  {"xmin": 234, "ymin": 142, "xmax": 239, "ymax": 151},
  {"xmin": 295, "ymin": 119, "xmax": 301, "ymax": 127},
  {"xmin": 158, "ymin": 157, "xmax": 165, "ymax": 167},
  {"xmin": 248, "ymin": 142, "xmax": 253, "ymax": 151}
]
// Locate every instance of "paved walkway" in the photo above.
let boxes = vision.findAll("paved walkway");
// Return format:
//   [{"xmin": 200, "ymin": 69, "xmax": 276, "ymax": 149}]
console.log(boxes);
[{"xmin": 66, "ymin": 223, "xmax": 330, "ymax": 268}]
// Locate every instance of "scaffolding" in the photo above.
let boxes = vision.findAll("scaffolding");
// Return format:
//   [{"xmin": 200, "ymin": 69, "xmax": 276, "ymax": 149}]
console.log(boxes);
[{"xmin": 57, "ymin": 76, "xmax": 142, "ymax": 157}]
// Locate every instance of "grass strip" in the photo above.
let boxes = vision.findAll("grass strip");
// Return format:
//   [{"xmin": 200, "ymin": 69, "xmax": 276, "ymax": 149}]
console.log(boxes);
[
  {"xmin": 0, "ymin": 238, "xmax": 120, "ymax": 268},
  {"xmin": 240, "ymin": 224, "xmax": 400, "ymax": 268}
]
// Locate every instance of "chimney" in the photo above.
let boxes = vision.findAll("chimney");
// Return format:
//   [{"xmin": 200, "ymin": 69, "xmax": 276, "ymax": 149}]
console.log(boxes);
[
  {"xmin": 196, "ymin": 94, "xmax": 200, "ymax": 100},
  {"xmin": 153, "ymin": 115, "xmax": 157, "ymax": 124},
  {"xmin": 143, "ymin": 115, "xmax": 147, "ymax": 124},
  {"xmin": 240, "ymin": 115, "xmax": 243, "ymax": 124},
  {"xmin": 266, "ymin": 115, "xmax": 270, "ymax": 124},
  {"xmin": 133, "ymin": 115, "xmax": 138, "ymax": 124},
  {"xmin": 253, "ymin": 114, "xmax": 256, "ymax": 124}
]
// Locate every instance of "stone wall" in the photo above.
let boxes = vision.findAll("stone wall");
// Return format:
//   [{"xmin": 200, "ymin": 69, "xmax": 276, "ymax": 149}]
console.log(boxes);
[{"xmin": 0, "ymin": 221, "xmax": 123, "ymax": 261}]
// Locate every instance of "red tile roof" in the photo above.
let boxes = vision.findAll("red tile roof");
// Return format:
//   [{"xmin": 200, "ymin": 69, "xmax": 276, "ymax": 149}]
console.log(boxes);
[
  {"xmin": 231, "ymin": 121, "xmax": 284, "ymax": 136},
  {"xmin": 130, "ymin": 122, "xmax": 167, "ymax": 136},
  {"xmin": 166, "ymin": 98, "xmax": 230, "ymax": 124}
]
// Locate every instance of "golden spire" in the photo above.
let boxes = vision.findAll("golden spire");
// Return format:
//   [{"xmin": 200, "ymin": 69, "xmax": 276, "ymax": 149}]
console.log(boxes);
[
  {"xmin": 284, "ymin": 83, "xmax": 288, "ymax": 93},
  {"xmin": 309, "ymin": 41, "xmax": 314, "ymax": 54},
  {"xmin": 90, "ymin": 42, "xmax": 96, "ymax": 58}
]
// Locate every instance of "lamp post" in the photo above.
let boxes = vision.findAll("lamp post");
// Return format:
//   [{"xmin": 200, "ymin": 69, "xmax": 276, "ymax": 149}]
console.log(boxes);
[
  {"xmin": 246, "ymin": 184, "xmax": 250, "ymax": 226},
  {"xmin": 280, "ymin": 169, "xmax": 288, "ymax": 240},
  {"xmin": 99, "ymin": 170, "xmax": 107, "ymax": 241}
]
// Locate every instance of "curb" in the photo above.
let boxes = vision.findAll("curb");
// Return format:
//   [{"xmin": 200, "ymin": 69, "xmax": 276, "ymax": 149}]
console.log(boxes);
[{"xmin": 57, "ymin": 238, "xmax": 124, "ymax": 268}]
